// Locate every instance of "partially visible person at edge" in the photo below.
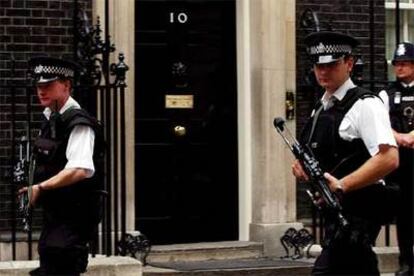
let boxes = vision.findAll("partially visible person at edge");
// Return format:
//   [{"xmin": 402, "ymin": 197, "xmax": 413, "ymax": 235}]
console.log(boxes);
[
  {"xmin": 378, "ymin": 42, "xmax": 414, "ymax": 276},
  {"xmin": 292, "ymin": 31, "xmax": 399, "ymax": 275},
  {"xmin": 19, "ymin": 56, "xmax": 104, "ymax": 276}
]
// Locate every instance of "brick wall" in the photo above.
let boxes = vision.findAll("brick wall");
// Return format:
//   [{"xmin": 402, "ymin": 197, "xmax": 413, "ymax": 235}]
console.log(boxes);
[
  {"xmin": 295, "ymin": 0, "xmax": 387, "ymax": 219},
  {"xmin": 0, "ymin": 0, "xmax": 91, "ymax": 231}
]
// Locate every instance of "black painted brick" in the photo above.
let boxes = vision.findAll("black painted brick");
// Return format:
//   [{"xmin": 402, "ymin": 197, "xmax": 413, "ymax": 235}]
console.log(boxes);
[
  {"xmin": 26, "ymin": 1, "xmax": 48, "ymax": 9},
  {"xmin": 6, "ymin": 8, "xmax": 30, "ymax": 17},
  {"xmin": 0, "ymin": 0, "xmax": 11, "ymax": 8},
  {"xmin": 26, "ymin": 18, "xmax": 48, "ymax": 26}
]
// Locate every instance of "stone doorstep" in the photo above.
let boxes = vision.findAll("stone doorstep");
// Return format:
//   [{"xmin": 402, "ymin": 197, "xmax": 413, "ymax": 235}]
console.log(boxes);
[
  {"xmin": 307, "ymin": 244, "xmax": 400, "ymax": 273},
  {"xmin": 146, "ymin": 241, "xmax": 264, "ymax": 263},
  {"xmin": 143, "ymin": 265, "xmax": 313, "ymax": 276},
  {"xmin": 144, "ymin": 257, "xmax": 314, "ymax": 275},
  {"xmin": 0, "ymin": 242, "xmax": 400, "ymax": 275},
  {"xmin": 144, "ymin": 243, "xmax": 399, "ymax": 275},
  {"xmin": 147, "ymin": 241, "xmax": 399, "ymax": 273},
  {"xmin": 0, "ymin": 256, "xmax": 142, "ymax": 276}
]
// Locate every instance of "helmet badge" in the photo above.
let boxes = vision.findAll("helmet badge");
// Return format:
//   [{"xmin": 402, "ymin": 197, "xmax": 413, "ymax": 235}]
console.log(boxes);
[{"xmin": 396, "ymin": 44, "xmax": 406, "ymax": 56}]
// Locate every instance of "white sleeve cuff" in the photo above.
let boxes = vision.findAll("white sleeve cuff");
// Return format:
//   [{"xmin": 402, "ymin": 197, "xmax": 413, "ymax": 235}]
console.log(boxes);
[
  {"xmin": 65, "ymin": 125, "xmax": 96, "ymax": 178},
  {"xmin": 65, "ymin": 160, "xmax": 95, "ymax": 178}
]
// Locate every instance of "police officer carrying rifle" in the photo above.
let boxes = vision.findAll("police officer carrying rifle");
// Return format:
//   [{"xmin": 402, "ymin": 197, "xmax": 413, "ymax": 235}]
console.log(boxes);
[
  {"xmin": 379, "ymin": 42, "xmax": 414, "ymax": 276},
  {"xmin": 292, "ymin": 31, "xmax": 399, "ymax": 275},
  {"xmin": 19, "ymin": 56, "xmax": 104, "ymax": 276}
]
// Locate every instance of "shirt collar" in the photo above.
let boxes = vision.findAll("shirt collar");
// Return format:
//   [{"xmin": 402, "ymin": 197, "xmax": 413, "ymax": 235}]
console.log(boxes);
[
  {"xmin": 43, "ymin": 96, "xmax": 80, "ymax": 120},
  {"xmin": 321, "ymin": 78, "xmax": 356, "ymax": 110},
  {"xmin": 400, "ymin": 80, "xmax": 414, "ymax": 88}
]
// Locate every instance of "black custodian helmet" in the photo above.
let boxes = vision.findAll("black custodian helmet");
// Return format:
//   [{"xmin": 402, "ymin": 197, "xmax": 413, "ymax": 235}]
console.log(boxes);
[{"xmin": 392, "ymin": 42, "xmax": 414, "ymax": 65}]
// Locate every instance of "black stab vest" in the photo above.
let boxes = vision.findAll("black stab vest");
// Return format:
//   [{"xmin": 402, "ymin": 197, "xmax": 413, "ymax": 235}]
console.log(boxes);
[
  {"xmin": 300, "ymin": 87, "xmax": 376, "ymax": 178},
  {"xmin": 300, "ymin": 87, "xmax": 396, "ymax": 222},
  {"xmin": 385, "ymin": 81, "xmax": 414, "ymax": 133},
  {"xmin": 34, "ymin": 108, "xmax": 105, "ymax": 219},
  {"xmin": 300, "ymin": 87, "xmax": 400, "ymax": 225},
  {"xmin": 385, "ymin": 82, "xmax": 414, "ymax": 183}
]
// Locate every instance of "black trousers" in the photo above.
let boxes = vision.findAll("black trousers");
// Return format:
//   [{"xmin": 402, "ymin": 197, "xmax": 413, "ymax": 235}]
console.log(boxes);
[
  {"xmin": 29, "ymin": 218, "xmax": 92, "ymax": 276},
  {"xmin": 29, "ymin": 246, "xmax": 88, "ymax": 276},
  {"xmin": 312, "ymin": 216, "xmax": 381, "ymax": 276},
  {"xmin": 312, "ymin": 241, "xmax": 380, "ymax": 275},
  {"xmin": 395, "ymin": 151, "xmax": 414, "ymax": 270}
]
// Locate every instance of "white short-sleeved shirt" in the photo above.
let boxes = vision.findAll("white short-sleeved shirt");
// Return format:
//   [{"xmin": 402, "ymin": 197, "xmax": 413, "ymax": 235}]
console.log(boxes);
[
  {"xmin": 43, "ymin": 97, "xmax": 95, "ymax": 177},
  {"xmin": 319, "ymin": 78, "xmax": 397, "ymax": 156}
]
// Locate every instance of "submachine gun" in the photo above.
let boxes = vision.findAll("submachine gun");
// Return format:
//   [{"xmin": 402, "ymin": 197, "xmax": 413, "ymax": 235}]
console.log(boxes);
[
  {"xmin": 273, "ymin": 117, "xmax": 348, "ymax": 228},
  {"xmin": 13, "ymin": 135, "xmax": 35, "ymax": 232}
]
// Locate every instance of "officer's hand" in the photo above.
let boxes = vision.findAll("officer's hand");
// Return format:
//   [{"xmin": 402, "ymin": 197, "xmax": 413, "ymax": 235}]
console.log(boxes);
[
  {"xmin": 17, "ymin": 185, "xmax": 42, "ymax": 207},
  {"xmin": 323, "ymin": 172, "xmax": 343, "ymax": 193},
  {"xmin": 395, "ymin": 132, "xmax": 414, "ymax": 148},
  {"xmin": 17, "ymin": 186, "xmax": 29, "ymax": 201},
  {"xmin": 292, "ymin": 159, "xmax": 309, "ymax": 181}
]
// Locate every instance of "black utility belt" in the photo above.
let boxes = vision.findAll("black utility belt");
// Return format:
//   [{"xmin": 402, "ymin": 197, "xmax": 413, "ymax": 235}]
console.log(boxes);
[{"xmin": 341, "ymin": 181, "xmax": 399, "ymax": 225}]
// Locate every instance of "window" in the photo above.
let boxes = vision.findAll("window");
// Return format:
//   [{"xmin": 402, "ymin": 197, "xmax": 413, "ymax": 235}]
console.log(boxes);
[
  {"xmin": 386, "ymin": 0, "xmax": 411, "ymax": 4},
  {"xmin": 385, "ymin": 1, "xmax": 414, "ymax": 80}
]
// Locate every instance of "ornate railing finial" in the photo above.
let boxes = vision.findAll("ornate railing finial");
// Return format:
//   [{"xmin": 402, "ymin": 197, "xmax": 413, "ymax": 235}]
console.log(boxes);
[
  {"xmin": 300, "ymin": 8, "xmax": 320, "ymax": 32},
  {"xmin": 300, "ymin": 8, "xmax": 333, "ymax": 33},
  {"xmin": 111, "ymin": 53, "xmax": 129, "ymax": 87}
]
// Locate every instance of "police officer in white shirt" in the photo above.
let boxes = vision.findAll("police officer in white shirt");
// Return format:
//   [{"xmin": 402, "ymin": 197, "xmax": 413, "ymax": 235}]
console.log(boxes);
[
  {"xmin": 379, "ymin": 42, "xmax": 414, "ymax": 276},
  {"xmin": 19, "ymin": 56, "xmax": 104, "ymax": 276},
  {"xmin": 292, "ymin": 31, "xmax": 399, "ymax": 275}
]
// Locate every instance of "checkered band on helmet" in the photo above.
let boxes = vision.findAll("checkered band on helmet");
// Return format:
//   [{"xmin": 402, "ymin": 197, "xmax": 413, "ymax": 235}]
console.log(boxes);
[
  {"xmin": 308, "ymin": 43, "xmax": 352, "ymax": 55},
  {"xmin": 28, "ymin": 56, "xmax": 80, "ymax": 84},
  {"xmin": 304, "ymin": 31, "xmax": 359, "ymax": 64},
  {"xmin": 33, "ymin": 64, "xmax": 75, "ymax": 78}
]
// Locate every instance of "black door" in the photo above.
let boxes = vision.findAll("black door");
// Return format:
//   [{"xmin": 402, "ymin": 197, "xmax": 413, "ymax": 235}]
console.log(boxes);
[{"xmin": 135, "ymin": 0, "xmax": 238, "ymax": 244}]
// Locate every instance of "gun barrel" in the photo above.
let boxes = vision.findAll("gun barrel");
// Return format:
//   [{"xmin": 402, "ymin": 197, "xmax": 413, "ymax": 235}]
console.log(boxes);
[{"xmin": 273, "ymin": 116, "xmax": 348, "ymax": 228}]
